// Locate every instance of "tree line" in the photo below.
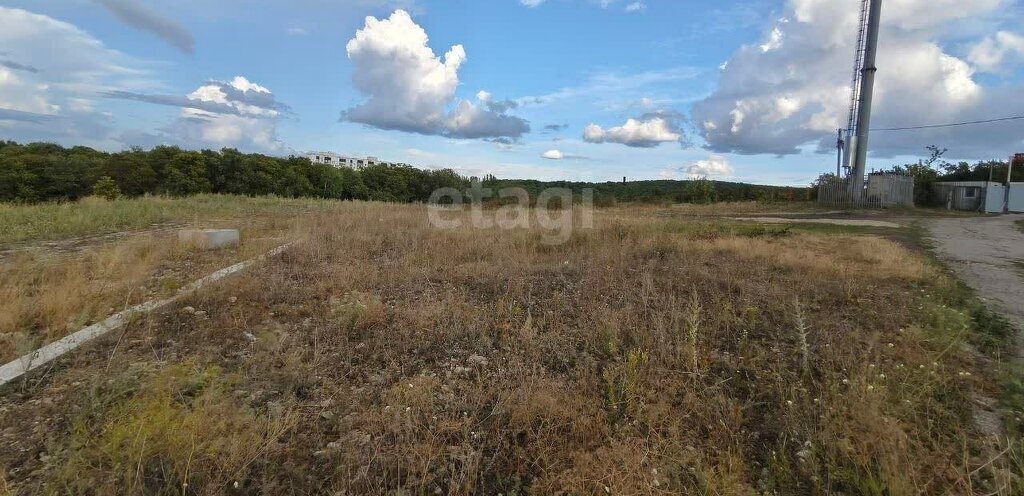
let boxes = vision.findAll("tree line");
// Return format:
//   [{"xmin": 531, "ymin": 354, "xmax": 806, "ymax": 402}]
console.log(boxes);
[
  {"xmin": 0, "ymin": 140, "xmax": 812, "ymax": 206},
  {"xmin": 483, "ymin": 176, "xmax": 811, "ymax": 206},
  {"xmin": 0, "ymin": 141, "xmax": 468, "ymax": 203}
]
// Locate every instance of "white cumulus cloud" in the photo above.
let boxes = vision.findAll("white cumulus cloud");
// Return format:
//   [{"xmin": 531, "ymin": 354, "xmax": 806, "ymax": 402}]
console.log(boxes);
[
  {"xmin": 343, "ymin": 10, "xmax": 529, "ymax": 140},
  {"xmin": 542, "ymin": 149, "xmax": 564, "ymax": 159},
  {"xmin": 692, "ymin": 0, "xmax": 1024, "ymax": 158},
  {"xmin": 113, "ymin": 76, "xmax": 288, "ymax": 153},
  {"xmin": 172, "ymin": 76, "xmax": 284, "ymax": 151},
  {"xmin": 685, "ymin": 154, "xmax": 733, "ymax": 178},
  {"xmin": 583, "ymin": 112, "xmax": 684, "ymax": 148}
]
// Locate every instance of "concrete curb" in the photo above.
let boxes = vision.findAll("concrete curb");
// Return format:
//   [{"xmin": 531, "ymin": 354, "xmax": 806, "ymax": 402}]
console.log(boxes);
[{"xmin": 0, "ymin": 242, "xmax": 295, "ymax": 388}]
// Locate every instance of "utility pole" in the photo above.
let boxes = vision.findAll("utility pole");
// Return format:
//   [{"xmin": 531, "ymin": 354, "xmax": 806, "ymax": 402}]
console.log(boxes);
[
  {"xmin": 850, "ymin": 0, "xmax": 883, "ymax": 202},
  {"xmin": 1006, "ymin": 155, "xmax": 1015, "ymax": 213},
  {"xmin": 836, "ymin": 129, "xmax": 844, "ymax": 176}
]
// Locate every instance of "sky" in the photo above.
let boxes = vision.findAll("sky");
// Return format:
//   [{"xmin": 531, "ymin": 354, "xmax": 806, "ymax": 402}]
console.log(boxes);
[{"xmin": 1, "ymin": 0, "xmax": 1023, "ymax": 186}]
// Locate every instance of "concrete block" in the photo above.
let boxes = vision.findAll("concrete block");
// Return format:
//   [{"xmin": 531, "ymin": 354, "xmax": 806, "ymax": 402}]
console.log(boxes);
[{"xmin": 178, "ymin": 229, "xmax": 240, "ymax": 250}]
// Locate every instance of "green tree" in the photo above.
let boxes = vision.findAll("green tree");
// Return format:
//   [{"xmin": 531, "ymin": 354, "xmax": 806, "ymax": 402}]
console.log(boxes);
[
  {"xmin": 684, "ymin": 177, "xmax": 715, "ymax": 204},
  {"xmin": 164, "ymin": 152, "xmax": 212, "ymax": 196},
  {"xmin": 92, "ymin": 176, "xmax": 121, "ymax": 200},
  {"xmin": 887, "ymin": 146, "xmax": 947, "ymax": 206}
]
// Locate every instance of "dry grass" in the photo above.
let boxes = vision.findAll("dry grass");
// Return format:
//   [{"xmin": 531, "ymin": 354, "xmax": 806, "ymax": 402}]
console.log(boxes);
[
  {"xmin": 0, "ymin": 195, "xmax": 332, "ymax": 362},
  {"xmin": 0, "ymin": 200, "xmax": 1020, "ymax": 494},
  {"xmin": 0, "ymin": 194, "xmax": 344, "ymax": 246}
]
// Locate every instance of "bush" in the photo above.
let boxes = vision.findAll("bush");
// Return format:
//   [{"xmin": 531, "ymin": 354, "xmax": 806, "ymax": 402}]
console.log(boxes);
[{"xmin": 92, "ymin": 176, "xmax": 121, "ymax": 200}]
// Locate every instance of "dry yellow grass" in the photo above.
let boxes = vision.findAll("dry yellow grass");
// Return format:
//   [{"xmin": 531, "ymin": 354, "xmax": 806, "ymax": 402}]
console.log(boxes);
[
  {"xmin": 0, "ymin": 196, "xmax": 325, "ymax": 362},
  {"xmin": 0, "ymin": 200, "xmax": 1019, "ymax": 495}
]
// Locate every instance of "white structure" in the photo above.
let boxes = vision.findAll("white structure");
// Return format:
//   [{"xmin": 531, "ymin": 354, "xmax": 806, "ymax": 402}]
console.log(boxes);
[
  {"xmin": 178, "ymin": 229, "xmax": 240, "ymax": 250},
  {"xmin": 305, "ymin": 151, "xmax": 385, "ymax": 169}
]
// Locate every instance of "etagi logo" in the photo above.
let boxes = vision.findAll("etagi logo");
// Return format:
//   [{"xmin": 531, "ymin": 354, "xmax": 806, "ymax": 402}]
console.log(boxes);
[{"xmin": 427, "ymin": 180, "xmax": 594, "ymax": 245}]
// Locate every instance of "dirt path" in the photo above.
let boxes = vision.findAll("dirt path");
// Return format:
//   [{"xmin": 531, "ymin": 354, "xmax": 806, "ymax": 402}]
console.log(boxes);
[
  {"xmin": 0, "ymin": 223, "xmax": 183, "ymax": 261},
  {"xmin": 733, "ymin": 217, "xmax": 902, "ymax": 228},
  {"xmin": 928, "ymin": 214, "xmax": 1024, "ymax": 345}
]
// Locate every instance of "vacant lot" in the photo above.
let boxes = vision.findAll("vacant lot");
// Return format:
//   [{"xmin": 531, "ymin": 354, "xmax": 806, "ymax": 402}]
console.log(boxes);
[
  {"xmin": 1, "ymin": 198, "xmax": 1021, "ymax": 495},
  {"xmin": 0, "ymin": 196, "xmax": 341, "ymax": 363}
]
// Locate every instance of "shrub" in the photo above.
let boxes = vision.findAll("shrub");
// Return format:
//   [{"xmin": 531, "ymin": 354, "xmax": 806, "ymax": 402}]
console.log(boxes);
[{"xmin": 92, "ymin": 176, "xmax": 121, "ymax": 200}]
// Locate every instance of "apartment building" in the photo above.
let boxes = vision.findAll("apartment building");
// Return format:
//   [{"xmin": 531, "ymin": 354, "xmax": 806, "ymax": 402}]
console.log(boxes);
[{"xmin": 305, "ymin": 152, "xmax": 384, "ymax": 169}]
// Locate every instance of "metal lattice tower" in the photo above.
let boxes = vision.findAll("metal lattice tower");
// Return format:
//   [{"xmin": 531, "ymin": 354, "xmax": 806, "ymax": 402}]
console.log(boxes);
[{"xmin": 845, "ymin": 0, "xmax": 872, "ymax": 139}]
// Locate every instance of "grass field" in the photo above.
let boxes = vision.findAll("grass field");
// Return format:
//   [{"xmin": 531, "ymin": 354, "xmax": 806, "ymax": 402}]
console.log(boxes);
[
  {"xmin": 0, "ymin": 196, "xmax": 1021, "ymax": 494},
  {"xmin": 0, "ymin": 194, "xmax": 345, "ymax": 246},
  {"xmin": 0, "ymin": 195, "xmax": 342, "ymax": 363}
]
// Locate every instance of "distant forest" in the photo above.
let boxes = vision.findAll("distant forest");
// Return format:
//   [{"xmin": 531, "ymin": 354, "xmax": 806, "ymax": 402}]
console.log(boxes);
[
  {"xmin": 0, "ymin": 141, "xmax": 466, "ymax": 203},
  {"xmin": 481, "ymin": 177, "xmax": 810, "ymax": 206},
  {"xmin": 0, "ymin": 140, "xmax": 809, "ymax": 205}
]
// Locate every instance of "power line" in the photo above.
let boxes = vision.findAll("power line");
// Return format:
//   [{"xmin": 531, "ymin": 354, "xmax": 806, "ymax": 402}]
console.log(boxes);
[{"xmin": 871, "ymin": 114, "xmax": 1024, "ymax": 132}]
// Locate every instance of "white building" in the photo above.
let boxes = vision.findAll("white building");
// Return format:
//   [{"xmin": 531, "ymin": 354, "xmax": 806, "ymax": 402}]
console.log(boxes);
[{"xmin": 305, "ymin": 152, "xmax": 385, "ymax": 169}]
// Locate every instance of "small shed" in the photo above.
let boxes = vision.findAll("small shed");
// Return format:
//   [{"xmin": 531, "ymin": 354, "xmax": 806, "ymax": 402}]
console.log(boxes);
[{"xmin": 933, "ymin": 181, "xmax": 1004, "ymax": 212}]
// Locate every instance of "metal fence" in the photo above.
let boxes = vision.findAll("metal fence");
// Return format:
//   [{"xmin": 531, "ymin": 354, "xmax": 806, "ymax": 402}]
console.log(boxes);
[{"xmin": 817, "ymin": 173, "xmax": 914, "ymax": 208}]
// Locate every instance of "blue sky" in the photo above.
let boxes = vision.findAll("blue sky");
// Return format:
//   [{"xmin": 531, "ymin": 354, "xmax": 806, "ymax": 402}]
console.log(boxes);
[{"xmin": 1, "ymin": 0, "xmax": 1023, "ymax": 186}]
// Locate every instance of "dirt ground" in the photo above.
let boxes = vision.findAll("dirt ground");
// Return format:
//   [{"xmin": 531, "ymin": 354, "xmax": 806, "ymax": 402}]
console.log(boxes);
[
  {"xmin": 733, "ymin": 216, "xmax": 903, "ymax": 228},
  {"xmin": 927, "ymin": 214, "xmax": 1024, "ymax": 349}
]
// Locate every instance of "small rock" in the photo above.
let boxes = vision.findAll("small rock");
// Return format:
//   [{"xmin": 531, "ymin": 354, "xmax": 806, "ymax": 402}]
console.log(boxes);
[
  {"xmin": 228, "ymin": 296, "xmax": 238, "ymax": 304},
  {"xmin": 243, "ymin": 332, "xmax": 257, "ymax": 343},
  {"xmin": 180, "ymin": 306, "xmax": 196, "ymax": 315}
]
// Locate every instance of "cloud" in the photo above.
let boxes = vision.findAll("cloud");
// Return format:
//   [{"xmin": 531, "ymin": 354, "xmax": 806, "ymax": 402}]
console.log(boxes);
[
  {"xmin": 583, "ymin": 111, "xmax": 686, "ymax": 148},
  {"xmin": 969, "ymin": 31, "xmax": 1024, "ymax": 72},
  {"xmin": 115, "ymin": 76, "xmax": 287, "ymax": 153},
  {"xmin": 518, "ymin": 66, "xmax": 701, "ymax": 108},
  {"xmin": 684, "ymin": 154, "xmax": 733, "ymax": 178},
  {"xmin": 95, "ymin": 0, "xmax": 195, "ymax": 53},
  {"xmin": 104, "ymin": 76, "xmax": 291, "ymax": 118},
  {"xmin": 544, "ymin": 123, "xmax": 569, "ymax": 132},
  {"xmin": 0, "ymin": 60, "xmax": 39, "ymax": 73},
  {"xmin": 343, "ymin": 10, "xmax": 529, "ymax": 140},
  {"xmin": 692, "ymin": 0, "xmax": 1024, "ymax": 158},
  {"xmin": 446, "ymin": 99, "xmax": 530, "ymax": 139},
  {"xmin": 0, "ymin": 107, "xmax": 54, "ymax": 123},
  {"xmin": 520, "ymin": 0, "xmax": 645, "ymax": 11},
  {"xmin": 624, "ymin": 2, "xmax": 646, "ymax": 13},
  {"xmin": 0, "ymin": 7, "xmax": 156, "ymax": 146},
  {"xmin": 541, "ymin": 149, "xmax": 590, "ymax": 160}
]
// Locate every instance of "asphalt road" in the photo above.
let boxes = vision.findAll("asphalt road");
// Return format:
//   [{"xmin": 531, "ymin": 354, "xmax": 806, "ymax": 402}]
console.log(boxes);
[{"xmin": 928, "ymin": 214, "xmax": 1024, "ymax": 350}]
